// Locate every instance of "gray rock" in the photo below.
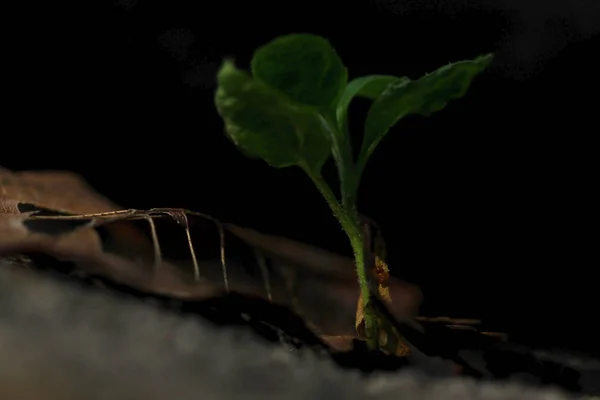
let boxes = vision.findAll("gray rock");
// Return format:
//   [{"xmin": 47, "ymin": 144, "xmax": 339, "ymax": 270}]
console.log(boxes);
[{"xmin": 0, "ymin": 264, "xmax": 577, "ymax": 400}]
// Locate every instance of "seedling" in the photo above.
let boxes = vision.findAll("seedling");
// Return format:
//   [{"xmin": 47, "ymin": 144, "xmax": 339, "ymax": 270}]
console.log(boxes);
[{"xmin": 214, "ymin": 33, "xmax": 493, "ymax": 350}]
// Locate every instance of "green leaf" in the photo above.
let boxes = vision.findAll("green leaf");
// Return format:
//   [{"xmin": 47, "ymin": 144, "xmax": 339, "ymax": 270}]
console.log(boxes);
[
  {"xmin": 336, "ymin": 75, "xmax": 408, "ymax": 134},
  {"xmin": 251, "ymin": 33, "xmax": 348, "ymax": 111},
  {"xmin": 359, "ymin": 54, "xmax": 493, "ymax": 169},
  {"xmin": 214, "ymin": 60, "xmax": 332, "ymax": 172}
]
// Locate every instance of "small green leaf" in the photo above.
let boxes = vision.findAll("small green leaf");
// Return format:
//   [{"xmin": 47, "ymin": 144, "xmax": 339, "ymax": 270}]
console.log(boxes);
[
  {"xmin": 336, "ymin": 75, "xmax": 408, "ymax": 134},
  {"xmin": 215, "ymin": 60, "xmax": 331, "ymax": 172},
  {"xmin": 251, "ymin": 33, "xmax": 348, "ymax": 111},
  {"xmin": 359, "ymin": 54, "xmax": 493, "ymax": 168}
]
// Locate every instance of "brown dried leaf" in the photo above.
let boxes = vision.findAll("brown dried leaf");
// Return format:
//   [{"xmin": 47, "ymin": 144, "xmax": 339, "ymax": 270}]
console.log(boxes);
[
  {"xmin": 354, "ymin": 217, "xmax": 412, "ymax": 357},
  {"xmin": 0, "ymin": 167, "xmax": 154, "ymax": 258},
  {"xmin": 0, "ymin": 167, "xmax": 421, "ymax": 340},
  {"xmin": 0, "ymin": 213, "xmax": 219, "ymax": 299},
  {"xmin": 320, "ymin": 335, "xmax": 356, "ymax": 353},
  {"xmin": 355, "ymin": 255, "xmax": 411, "ymax": 357},
  {"xmin": 0, "ymin": 168, "xmax": 224, "ymax": 300},
  {"xmin": 0, "ymin": 168, "xmax": 120, "ymax": 214},
  {"xmin": 223, "ymin": 223, "xmax": 355, "ymax": 280},
  {"xmin": 224, "ymin": 223, "xmax": 423, "ymax": 336},
  {"xmin": 416, "ymin": 316, "xmax": 482, "ymax": 325}
]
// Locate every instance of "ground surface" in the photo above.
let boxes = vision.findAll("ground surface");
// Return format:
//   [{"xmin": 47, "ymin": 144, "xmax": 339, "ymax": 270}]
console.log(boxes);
[{"xmin": 0, "ymin": 263, "xmax": 592, "ymax": 400}]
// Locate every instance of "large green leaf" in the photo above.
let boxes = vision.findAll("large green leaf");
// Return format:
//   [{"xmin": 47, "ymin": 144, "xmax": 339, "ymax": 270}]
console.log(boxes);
[
  {"xmin": 214, "ymin": 60, "xmax": 331, "ymax": 172},
  {"xmin": 359, "ymin": 54, "xmax": 493, "ymax": 169},
  {"xmin": 251, "ymin": 33, "xmax": 348, "ymax": 111},
  {"xmin": 336, "ymin": 75, "xmax": 407, "ymax": 134}
]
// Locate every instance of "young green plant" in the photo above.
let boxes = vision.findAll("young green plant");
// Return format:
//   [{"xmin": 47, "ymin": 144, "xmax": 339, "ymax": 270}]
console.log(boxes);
[{"xmin": 214, "ymin": 33, "xmax": 493, "ymax": 350}]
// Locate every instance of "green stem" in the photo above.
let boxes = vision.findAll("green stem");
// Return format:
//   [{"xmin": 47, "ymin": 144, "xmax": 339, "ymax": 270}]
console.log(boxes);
[
  {"xmin": 321, "ymin": 114, "xmax": 356, "ymax": 210},
  {"xmin": 303, "ymin": 167, "xmax": 378, "ymax": 350}
]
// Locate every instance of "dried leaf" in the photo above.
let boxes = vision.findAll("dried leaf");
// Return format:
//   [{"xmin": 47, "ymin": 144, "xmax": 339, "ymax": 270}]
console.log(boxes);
[
  {"xmin": 223, "ymin": 223, "xmax": 356, "ymax": 279},
  {"xmin": 354, "ymin": 217, "xmax": 412, "ymax": 357},
  {"xmin": 0, "ymin": 168, "xmax": 225, "ymax": 300},
  {"xmin": 320, "ymin": 335, "xmax": 356, "ymax": 352},
  {"xmin": 0, "ymin": 167, "xmax": 421, "ymax": 340},
  {"xmin": 355, "ymin": 255, "xmax": 411, "ymax": 357},
  {"xmin": 0, "ymin": 167, "xmax": 154, "ymax": 258},
  {"xmin": 0, "ymin": 168, "xmax": 118, "ymax": 215},
  {"xmin": 224, "ymin": 223, "xmax": 423, "ymax": 336},
  {"xmin": 416, "ymin": 316, "xmax": 482, "ymax": 325},
  {"xmin": 0, "ymin": 212, "xmax": 220, "ymax": 299}
]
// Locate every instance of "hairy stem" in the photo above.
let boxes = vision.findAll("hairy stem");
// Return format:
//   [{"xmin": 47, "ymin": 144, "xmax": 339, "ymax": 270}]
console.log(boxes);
[{"xmin": 303, "ymin": 167, "xmax": 378, "ymax": 350}]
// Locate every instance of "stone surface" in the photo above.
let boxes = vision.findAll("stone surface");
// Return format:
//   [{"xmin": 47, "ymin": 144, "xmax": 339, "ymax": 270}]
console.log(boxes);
[{"xmin": 0, "ymin": 264, "xmax": 578, "ymax": 400}]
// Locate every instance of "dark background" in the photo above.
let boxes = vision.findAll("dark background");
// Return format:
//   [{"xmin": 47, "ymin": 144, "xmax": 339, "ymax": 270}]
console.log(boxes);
[{"xmin": 4, "ymin": 0, "xmax": 599, "ymax": 353}]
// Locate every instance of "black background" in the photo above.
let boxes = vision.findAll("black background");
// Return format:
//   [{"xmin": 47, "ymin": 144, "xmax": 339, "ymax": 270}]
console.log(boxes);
[{"xmin": 4, "ymin": 0, "xmax": 599, "ymax": 353}]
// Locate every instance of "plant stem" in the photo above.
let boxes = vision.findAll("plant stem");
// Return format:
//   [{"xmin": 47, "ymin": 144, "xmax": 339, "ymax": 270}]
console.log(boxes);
[
  {"xmin": 321, "ymin": 114, "xmax": 356, "ymax": 210},
  {"xmin": 303, "ymin": 168, "xmax": 378, "ymax": 350}
]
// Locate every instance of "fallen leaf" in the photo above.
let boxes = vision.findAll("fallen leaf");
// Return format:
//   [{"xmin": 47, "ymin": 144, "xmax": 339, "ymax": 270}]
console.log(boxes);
[
  {"xmin": 224, "ymin": 223, "xmax": 423, "ymax": 336},
  {"xmin": 0, "ymin": 212, "xmax": 224, "ymax": 299},
  {"xmin": 354, "ymin": 217, "xmax": 412, "ymax": 356},
  {"xmin": 0, "ymin": 167, "xmax": 119, "ymax": 214},
  {"xmin": 0, "ymin": 167, "xmax": 421, "ymax": 339},
  {"xmin": 0, "ymin": 167, "xmax": 155, "ymax": 259},
  {"xmin": 223, "ymin": 223, "xmax": 357, "ymax": 280},
  {"xmin": 0, "ymin": 168, "xmax": 226, "ymax": 299},
  {"xmin": 320, "ymin": 335, "xmax": 356, "ymax": 352}
]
